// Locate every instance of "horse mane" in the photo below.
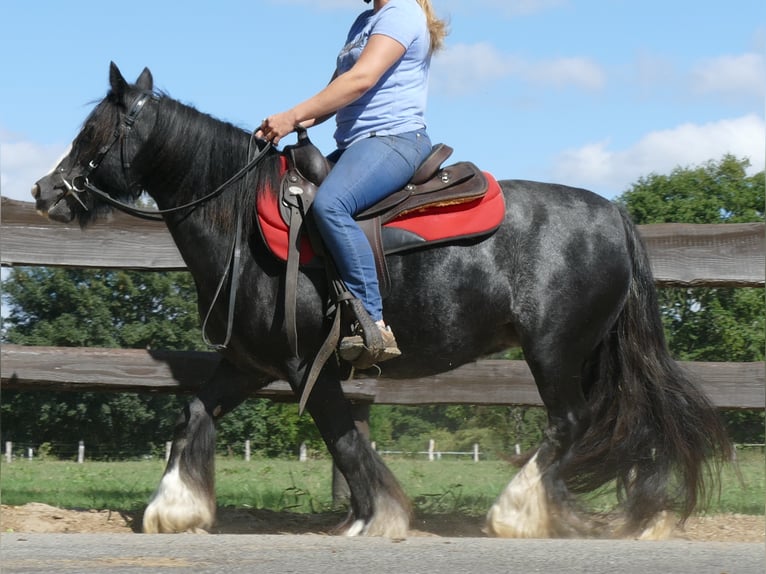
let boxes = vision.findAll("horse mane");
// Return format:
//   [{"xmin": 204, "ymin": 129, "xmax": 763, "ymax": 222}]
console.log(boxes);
[{"xmin": 130, "ymin": 91, "xmax": 283, "ymax": 237}]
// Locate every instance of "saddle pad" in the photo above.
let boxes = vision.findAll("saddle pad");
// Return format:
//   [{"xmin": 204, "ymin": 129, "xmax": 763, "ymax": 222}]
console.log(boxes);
[{"xmin": 256, "ymin": 171, "xmax": 504, "ymax": 264}]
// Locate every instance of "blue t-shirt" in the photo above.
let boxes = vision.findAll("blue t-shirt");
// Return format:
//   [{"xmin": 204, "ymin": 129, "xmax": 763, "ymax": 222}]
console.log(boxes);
[{"xmin": 334, "ymin": 0, "xmax": 430, "ymax": 148}]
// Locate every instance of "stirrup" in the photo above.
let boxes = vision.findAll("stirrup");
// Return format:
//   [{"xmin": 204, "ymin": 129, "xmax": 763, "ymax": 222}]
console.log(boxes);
[
  {"xmin": 338, "ymin": 300, "xmax": 401, "ymax": 369},
  {"xmin": 339, "ymin": 325, "xmax": 401, "ymax": 369}
]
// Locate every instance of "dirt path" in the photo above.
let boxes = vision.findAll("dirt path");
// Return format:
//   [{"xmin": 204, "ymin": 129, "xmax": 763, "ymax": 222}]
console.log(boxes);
[{"xmin": 1, "ymin": 503, "xmax": 763, "ymax": 542}]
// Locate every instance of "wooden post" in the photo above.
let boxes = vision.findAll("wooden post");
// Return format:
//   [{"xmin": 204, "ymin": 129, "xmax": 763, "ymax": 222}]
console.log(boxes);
[
  {"xmin": 245, "ymin": 440, "xmax": 251, "ymax": 462},
  {"xmin": 473, "ymin": 443, "xmax": 479, "ymax": 462},
  {"xmin": 332, "ymin": 402, "xmax": 370, "ymax": 508},
  {"xmin": 27, "ymin": 447, "xmax": 33, "ymax": 461},
  {"xmin": 299, "ymin": 442, "xmax": 307, "ymax": 462},
  {"xmin": 5, "ymin": 441, "xmax": 11, "ymax": 463},
  {"xmin": 428, "ymin": 439, "xmax": 435, "ymax": 461},
  {"xmin": 77, "ymin": 441, "xmax": 85, "ymax": 463}
]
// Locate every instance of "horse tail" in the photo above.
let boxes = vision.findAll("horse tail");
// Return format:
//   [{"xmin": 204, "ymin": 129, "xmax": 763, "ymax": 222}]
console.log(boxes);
[{"xmin": 571, "ymin": 208, "xmax": 731, "ymax": 531}]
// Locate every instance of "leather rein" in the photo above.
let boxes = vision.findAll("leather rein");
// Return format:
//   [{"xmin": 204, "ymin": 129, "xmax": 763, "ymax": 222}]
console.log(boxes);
[{"xmin": 62, "ymin": 90, "xmax": 273, "ymax": 349}]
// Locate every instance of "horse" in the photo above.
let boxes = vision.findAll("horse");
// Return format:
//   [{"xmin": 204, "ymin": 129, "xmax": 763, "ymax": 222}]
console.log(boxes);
[{"xmin": 32, "ymin": 63, "xmax": 730, "ymax": 538}]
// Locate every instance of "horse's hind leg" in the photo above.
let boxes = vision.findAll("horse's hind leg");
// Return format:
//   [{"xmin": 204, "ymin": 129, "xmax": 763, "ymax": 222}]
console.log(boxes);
[
  {"xmin": 298, "ymin": 361, "xmax": 410, "ymax": 537},
  {"xmin": 143, "ymin": 360, "xmax": 260, "ymax": 533},
  {"xmin": 486, "ymin": 316, "xmax": 619, "ymax": 537},
  {"xmin": 485, "ymin": 352, "xmax": 593, "ymax": 538}
]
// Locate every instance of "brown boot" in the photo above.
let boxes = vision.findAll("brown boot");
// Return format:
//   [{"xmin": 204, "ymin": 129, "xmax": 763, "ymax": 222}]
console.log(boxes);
[{"xmin": 339, "ymin": 324, "xmax": 401, "ymax": 368}]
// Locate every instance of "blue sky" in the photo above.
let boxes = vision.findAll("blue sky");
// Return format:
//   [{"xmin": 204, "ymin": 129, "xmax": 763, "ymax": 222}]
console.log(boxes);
[{"xmin": 1, "ymin": 0, "xmax": 764, "ymax": 202}]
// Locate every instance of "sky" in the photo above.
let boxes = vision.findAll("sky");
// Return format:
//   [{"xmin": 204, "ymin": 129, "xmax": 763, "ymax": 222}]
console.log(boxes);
[{"xmin": 1, "ymin": 0, "xmax": 764, "ymax": 203}]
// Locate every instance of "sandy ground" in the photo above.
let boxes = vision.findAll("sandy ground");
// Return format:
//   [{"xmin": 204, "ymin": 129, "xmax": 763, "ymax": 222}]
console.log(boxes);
[{"xmin": 1, "ymin": 503, "xmax": 763, "ymax": 542}]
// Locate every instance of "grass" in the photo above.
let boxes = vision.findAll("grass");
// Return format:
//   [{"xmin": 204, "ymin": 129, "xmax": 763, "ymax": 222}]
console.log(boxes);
[{"xmin": 0, "ymin": 450, "xmax": 763, "ymax": 517}]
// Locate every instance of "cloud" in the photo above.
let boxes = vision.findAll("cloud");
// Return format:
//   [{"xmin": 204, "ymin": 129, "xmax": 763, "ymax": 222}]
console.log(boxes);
[
  {"xmin": 690, "ymin": 53, "xmax": 765, "ymax": 101},
  {"xmin": 268, "ymin": 0, "xmax": 358, "ymax": 10},
  {"xmin": 432, "ymin": 43, "xmax": 605, "ymax": 95},
  {"xmin": 441, "ymin": 0, "xmax": 568, "ymax": 17},
  {"xmin": 525, "ymin": 57, "xmax": 606, "ymax": 90},
  {"xmin": 0, "ymin": 130, "xmax": 67, "ymax": 202},
  {"xmin": 551, "ymin": 115, "xmax": 766, "ymax": 196},
  {"xmin": 431, "ymin": 43, "xmax": 518, "ymax": 95}
]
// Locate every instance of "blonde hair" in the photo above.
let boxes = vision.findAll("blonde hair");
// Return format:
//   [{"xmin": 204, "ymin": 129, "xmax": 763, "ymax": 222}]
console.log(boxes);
[{"xmin": 416, "ymin": 0, "xmax": 449, "ymax": 53}]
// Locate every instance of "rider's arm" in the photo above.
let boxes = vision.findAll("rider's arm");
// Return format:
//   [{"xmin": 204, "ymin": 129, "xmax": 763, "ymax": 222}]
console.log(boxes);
[{"xmin": 257, "ymin": 35, "xmax": 406, "ymax": 144}]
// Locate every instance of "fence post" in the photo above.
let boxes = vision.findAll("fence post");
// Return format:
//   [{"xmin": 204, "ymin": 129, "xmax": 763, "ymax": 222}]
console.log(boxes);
[
  {"xmin": 428, "ymin": 439, "xmax": 435, "ymax": 461},
  {"xmin": 299, "ymin": 442, "xmax": 307, "ymax": 462},
  {"xmin": 27, "ymin": 447, "xmax": 33, "ymax": 461},
  {"xmin": 77, "ymin": 441, "xmax": 85, "ymax": 463},
  {"xmin": 5, "ymin": 441, "xmax": 11, "ymax": 463},
  {"xmin": 245, "ymin": 440, "xmax": 251, "ymax": 462},
  {"xmin": 473, "ymin": 443, "xmax": 479, "ymax": 462}
]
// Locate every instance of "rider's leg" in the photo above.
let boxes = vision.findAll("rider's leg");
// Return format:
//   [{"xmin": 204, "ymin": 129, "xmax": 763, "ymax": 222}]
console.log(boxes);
[{"xmin": 314, "ymin": 130, "xmax": 431, "ymax": 321}]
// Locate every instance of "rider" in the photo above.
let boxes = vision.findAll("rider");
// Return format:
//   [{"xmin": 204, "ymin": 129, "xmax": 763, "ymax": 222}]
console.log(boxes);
[{"xmin": 257, "ymin": 0, "xmax": 447, "ymax": 365}]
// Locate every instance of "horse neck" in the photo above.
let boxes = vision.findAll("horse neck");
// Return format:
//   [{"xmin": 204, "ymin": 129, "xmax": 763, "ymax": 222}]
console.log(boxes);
[
  {"xmin": 136, "ymin": 98, "xmax": 252, "ymax": 206},
  {"xmin": 134, "ymin": 98, "xmax": 277, "ymax": 279}
]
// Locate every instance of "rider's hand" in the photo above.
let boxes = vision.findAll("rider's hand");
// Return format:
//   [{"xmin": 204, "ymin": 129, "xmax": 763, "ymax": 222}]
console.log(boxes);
[{"xmin": 256, "ymin": 110, "xmax": 298, "ymax": 145}]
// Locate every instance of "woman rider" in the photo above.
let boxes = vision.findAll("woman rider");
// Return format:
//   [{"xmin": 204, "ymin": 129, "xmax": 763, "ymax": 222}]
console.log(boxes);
[{"xmin": 257, "ymin": 0, "xmax": 448, "ymax": 365}]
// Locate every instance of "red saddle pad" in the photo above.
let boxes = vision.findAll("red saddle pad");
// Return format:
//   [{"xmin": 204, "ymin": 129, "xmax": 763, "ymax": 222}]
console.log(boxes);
[{"xmin": 256, "ymin": 166, "xmax": 505, "ymax": 265}]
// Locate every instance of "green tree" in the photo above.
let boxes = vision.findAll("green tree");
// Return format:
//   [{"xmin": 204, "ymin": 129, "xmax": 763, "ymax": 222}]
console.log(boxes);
[
  {"xmin": 1, "ymin": 268, "xmax": 203, "ymax": 458},
  {"xmin": 616, "ymin": 155, "xmax": 764, "ymax": 443},
  {"xmin": 1, "ymin": 266, "xmax": 322, "ymax": 458}
]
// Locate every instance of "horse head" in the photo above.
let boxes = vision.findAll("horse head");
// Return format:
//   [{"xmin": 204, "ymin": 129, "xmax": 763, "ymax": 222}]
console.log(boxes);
[{"xmin": 32, "ymin": 62, "xmax": 155, "ymax": 225}]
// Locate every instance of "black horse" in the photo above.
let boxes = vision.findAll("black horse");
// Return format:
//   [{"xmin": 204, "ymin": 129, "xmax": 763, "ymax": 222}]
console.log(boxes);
[{"xmin": 32, "ymin": 63, "xmax": 729, "ymax": 538}]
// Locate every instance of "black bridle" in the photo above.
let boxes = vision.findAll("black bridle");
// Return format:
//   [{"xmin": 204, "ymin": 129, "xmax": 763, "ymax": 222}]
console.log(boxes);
[
  {"xmin": 61, "ymin": 90, "xmax": 272, "ymax": 222},
  {"xmin": 62, "ymin": 90, "xmax": 273, "ymax": 349}
]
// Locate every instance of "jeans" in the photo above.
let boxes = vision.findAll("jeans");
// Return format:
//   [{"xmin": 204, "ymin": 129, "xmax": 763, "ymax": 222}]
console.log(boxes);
[{"xmin": 312, "ymin": 129, "xmax": 432, "ymax": 321}]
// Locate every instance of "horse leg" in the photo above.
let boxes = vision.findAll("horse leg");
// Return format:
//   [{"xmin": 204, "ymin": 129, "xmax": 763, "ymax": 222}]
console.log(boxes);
[
  {"xmin": 143, "ymin": 360, "xmax": 260, "ymax": 533},
  {"xmin": 485, "ymin": 348, "xmax": 594, "ymax": 538},
  {"xmin": 293, "ymin": 358, "xmax": 410, "ymax": 537}
]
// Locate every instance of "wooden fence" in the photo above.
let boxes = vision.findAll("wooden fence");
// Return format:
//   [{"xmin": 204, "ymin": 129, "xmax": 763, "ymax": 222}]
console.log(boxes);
[{"xmin": 1, "ymin": 197, "xmax": 764, "ymax": 410}]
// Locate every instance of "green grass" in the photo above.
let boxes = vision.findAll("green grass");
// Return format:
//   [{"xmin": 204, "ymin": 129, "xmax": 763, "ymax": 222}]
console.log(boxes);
[{"xmin": 1, "ymin": 450, "xmax": 763, "ymax": 516}]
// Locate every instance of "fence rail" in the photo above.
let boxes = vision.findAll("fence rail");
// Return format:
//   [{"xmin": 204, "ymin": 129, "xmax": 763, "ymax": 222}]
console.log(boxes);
[{"xmin": 1, "ymin": 197, "xmax": 764, "ymax": 410}]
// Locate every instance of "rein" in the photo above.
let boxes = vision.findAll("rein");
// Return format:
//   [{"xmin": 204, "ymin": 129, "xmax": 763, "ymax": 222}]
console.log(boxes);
[{"xmin": 68, "ymin": 90, "xmax": 274, "ymax": 349}]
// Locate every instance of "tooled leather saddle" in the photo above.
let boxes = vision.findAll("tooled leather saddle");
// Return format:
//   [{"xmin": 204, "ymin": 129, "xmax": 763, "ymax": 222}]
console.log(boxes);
[{"xmin": 258, "ymin": 129, "xmax": 505, "ymax": 294}]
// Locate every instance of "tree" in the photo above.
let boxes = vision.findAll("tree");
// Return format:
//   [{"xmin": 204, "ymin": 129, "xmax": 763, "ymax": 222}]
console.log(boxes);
[
  {"xmin": 616, "ymin": 155, "xmax": 764, "ymax": 443},
  {"xmin": 1, "ymin": 268, "xmax": 201, "ymax": 458}
]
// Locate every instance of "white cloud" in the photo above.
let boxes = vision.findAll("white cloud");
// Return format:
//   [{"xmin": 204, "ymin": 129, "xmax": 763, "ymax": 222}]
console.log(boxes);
[
  {"xmin": 525, "ymin": 57, "xmax": 606, "ymax": 91},
  {"xmin": 432, "ymin": 43, "xmax": 605, "ymax": 95},
  {"xmin": 431, "ymin": 43, "xmax": 518, "ymax": 95},
  {"xmin": 690, "ymin": 53, "xmax": 765, "ymax": 100},
  {"xmin": 551, "ymin": 115, "xmax": 766, "ymax": 196},
  {"xmin": 442, "ymin": 0, "xmax": 568, "ymax": 17},
  {"xmin": 0, "ymin": 131, "xmax": 67, "ymax": 202},
  {"xmin": 269, "ymin": 0, "xmax": 358, "ymax": 10}
]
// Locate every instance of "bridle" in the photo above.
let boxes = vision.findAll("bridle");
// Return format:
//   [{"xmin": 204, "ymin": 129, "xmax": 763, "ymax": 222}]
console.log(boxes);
[
  {"xmin": 60, "ymin": 89, "xmax": 273, "ymax": 349},
  {"xmin": 60, "ymin": 90, "xmax": 272, "ymax": 222}
]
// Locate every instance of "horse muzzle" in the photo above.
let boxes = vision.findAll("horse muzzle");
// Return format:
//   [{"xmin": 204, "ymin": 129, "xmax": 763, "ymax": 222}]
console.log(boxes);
[{"xmin": 31, "ymin": 178, "xmax": 77, "ymax": 223}]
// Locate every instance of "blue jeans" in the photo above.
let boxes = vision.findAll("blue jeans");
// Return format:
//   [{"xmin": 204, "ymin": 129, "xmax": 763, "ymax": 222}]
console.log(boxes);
[{"xmin": 312, "ymin": 129, "xmax": 432, "ymax": 321}]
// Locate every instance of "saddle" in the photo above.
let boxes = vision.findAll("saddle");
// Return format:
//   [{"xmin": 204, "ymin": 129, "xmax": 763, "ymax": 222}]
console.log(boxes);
[
  {"xmin": 259, "ymin": 129, "xmax": 504, "ymax": 292},
  {"xmin": 257, "ymin": 128, "xmax": 505, "ymax": 413}
]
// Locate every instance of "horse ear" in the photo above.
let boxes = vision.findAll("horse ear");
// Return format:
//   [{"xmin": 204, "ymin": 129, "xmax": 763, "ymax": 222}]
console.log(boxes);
[
  {"xmin": 136, "ymin": 67, "xmax": 153, "ymax": 91},
  {"xmin": 109, "ymin": 61, "xmax": 128, "ymax": 96}
]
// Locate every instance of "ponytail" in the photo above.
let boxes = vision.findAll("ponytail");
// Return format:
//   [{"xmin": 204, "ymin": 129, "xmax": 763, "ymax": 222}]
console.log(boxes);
[{"xmin": 416, "ymin": 0, "xmax": 449, "ymax": 53}]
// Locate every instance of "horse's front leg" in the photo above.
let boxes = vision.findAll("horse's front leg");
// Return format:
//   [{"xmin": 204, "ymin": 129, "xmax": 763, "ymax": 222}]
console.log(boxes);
[
  {"xmin": 293, "ymin": 358, "xmax": 411, "ymax": 537},
  {"xmin": 142, "ymin": 360, "xmax": 263, "ymax": 533}
]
